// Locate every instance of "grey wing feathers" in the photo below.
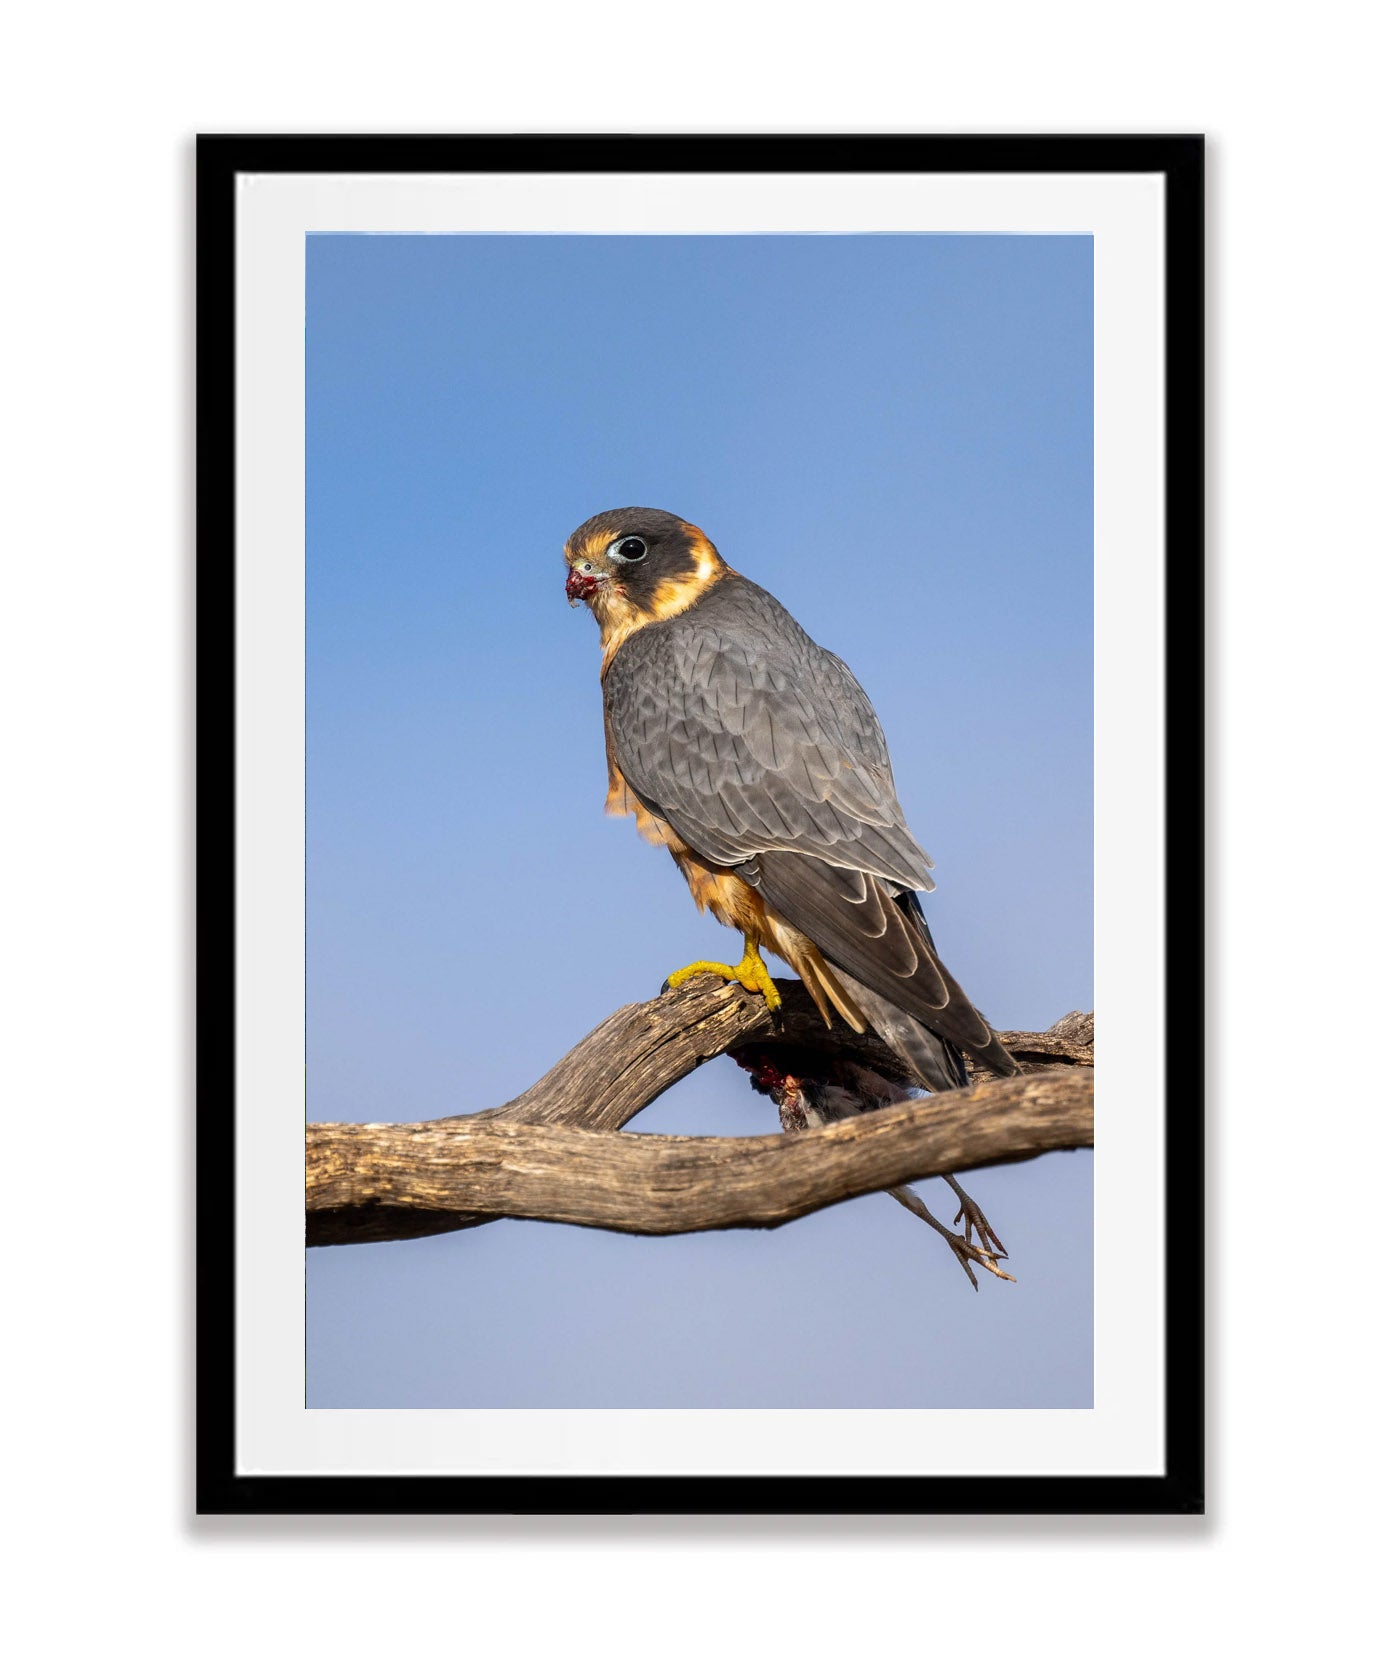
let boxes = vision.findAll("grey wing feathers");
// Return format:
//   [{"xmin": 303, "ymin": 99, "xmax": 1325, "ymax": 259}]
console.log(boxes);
[
  {"xmin": 605, "ymin": 577, "xmax": 934, "ymax": 889},
  {"xmin": 605, "ymin": 575, "xmax": 1018, "ymax": 1077},
  {"xmin": 824, "ymin": 967, "xmax": 971, "ymax": 1092},
  {"xmin": 746, "ymin": 850, "xmax": 1019, "ymax": 1075}
]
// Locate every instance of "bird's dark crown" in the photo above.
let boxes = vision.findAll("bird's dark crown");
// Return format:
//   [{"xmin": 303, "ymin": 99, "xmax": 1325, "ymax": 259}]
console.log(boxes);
[{"xmin": 565, "ymin": 507, "xmax": 704, "ymax": 566}]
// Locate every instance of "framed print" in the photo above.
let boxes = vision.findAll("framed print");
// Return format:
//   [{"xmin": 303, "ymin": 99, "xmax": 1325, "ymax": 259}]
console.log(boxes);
[{"xmin": 197, "ymin": 134, "xmax": 1203, "ymax": 1515}]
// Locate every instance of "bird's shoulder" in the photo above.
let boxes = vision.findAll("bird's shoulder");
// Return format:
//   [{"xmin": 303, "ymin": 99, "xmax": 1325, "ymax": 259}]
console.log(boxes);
[
  {"xmin": 600, "ymin": 567, "xmax": 929, "ymax": 881},
  {"xmin": 605, "ymin": 571, "xmax": 859, "ymax": 705}
]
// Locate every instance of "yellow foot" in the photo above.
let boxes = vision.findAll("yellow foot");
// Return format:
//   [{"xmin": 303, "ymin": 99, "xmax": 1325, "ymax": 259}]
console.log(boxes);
[{"xmin": 666, "ymin": 936, "xmax": 781, "ymax": 1012}]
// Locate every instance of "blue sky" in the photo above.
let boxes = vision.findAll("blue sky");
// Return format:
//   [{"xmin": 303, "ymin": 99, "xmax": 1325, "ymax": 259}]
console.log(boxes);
[{"xmin": 305, "ymin": 232, "xmax": 1093, "ymax": 1408}]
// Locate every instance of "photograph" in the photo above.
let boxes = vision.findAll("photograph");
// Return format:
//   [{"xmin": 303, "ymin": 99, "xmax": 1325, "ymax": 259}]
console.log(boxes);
[
  {"xmin": 303, "ymin": 226, "xmax": 1093, "ymax": 1400},
  {"xmin": 199, "ymin": 137, "xmax": 1202, "ymax": 1511}
]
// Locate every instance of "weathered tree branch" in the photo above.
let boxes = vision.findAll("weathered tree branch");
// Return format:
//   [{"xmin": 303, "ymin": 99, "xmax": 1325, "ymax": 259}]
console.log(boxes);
[
  {"xmin": 308, "ymin": 1069, "xmax": 1091, "ymax": 1238},
  {"xmin": 306, "ymin": 978, "xmax": 1093, "ymax": 1247}
]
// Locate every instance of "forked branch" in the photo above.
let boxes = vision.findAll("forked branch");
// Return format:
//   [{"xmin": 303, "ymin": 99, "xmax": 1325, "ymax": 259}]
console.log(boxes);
[{"xmin": 306, "ymin": 978, "xmax": 1093, "ymax": 1247}]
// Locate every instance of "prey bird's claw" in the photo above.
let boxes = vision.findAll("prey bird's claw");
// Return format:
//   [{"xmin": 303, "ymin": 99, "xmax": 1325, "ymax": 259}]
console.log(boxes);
[
  {"xmin": 886, "ymin": 1182, "xmax": 1017, "ymax": 1288},
  {"xmin": 942, "ymin": 1231, "xmax": 1018, "ymax": 1291},
  {"xmin": 944, "ymin": 1174, "xmax": 1008, "ymax": 1258}
]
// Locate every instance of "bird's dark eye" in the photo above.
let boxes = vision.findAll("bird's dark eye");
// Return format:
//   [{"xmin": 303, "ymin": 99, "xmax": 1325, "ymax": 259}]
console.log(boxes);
[{"xmin": 609, "ymin": 535, "xmax": 648, "ymax": 563}]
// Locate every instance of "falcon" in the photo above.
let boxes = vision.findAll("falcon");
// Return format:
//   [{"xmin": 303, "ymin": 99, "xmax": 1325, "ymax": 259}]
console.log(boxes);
[
  {"xmin": 565, "ymin": 504, "xmax": 1018, "ymax": 1077},
  {"xmin": 565, "ymin": 508, "xmax": 1020, "ymax": 1277}
]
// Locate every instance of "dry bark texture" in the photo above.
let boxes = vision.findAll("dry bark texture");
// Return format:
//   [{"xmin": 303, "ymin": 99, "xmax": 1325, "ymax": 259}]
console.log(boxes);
[{"xmin": 306, "ymin": 978, "xmax": 1093, "ymax": 1247}]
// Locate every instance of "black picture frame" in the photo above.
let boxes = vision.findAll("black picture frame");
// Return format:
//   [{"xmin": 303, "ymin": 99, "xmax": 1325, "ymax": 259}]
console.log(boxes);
[{"xmin": 196, "ymin": 133, "xmax": 1204, "ymax": 1517}]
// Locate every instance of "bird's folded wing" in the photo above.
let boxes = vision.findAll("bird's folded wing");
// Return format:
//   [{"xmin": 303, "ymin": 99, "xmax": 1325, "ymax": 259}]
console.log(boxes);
[
  {"xmin": 745, "ymin": 850, "xmax": 1007, "ymax": 1059},
  {"xmin": 604, "ymin": 578, "xmax": 935, "ymax": 890}
]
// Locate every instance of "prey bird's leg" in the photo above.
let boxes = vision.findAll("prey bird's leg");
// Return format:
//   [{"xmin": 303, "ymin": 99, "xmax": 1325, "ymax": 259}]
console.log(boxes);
[
  {"xmin": 886, "ymin": 1184, "xmax": 1017, "ymax": 1291},
  {"xmin": 942, "ymin": 1174, "xmax": 1008, "ymax": 1259},
  {"xmin": 666, "ymin": 933, "xmax": 781, "ymax": 1012}
]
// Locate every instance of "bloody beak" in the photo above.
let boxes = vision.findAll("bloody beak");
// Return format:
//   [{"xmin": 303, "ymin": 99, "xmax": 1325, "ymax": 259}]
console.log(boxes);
[{"xmin": 565, "ymin": 567, "xmax": 599, "ymax": 603}]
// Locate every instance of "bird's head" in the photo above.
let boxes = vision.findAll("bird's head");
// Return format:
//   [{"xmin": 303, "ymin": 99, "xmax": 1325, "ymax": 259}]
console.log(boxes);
[{"xmin": 563, "ymin": 507, "xmax": 727, "ymax": 620}]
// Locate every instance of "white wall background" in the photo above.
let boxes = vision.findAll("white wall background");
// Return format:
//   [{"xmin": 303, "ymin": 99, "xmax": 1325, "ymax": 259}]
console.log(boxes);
[{"xmin": 3, "ymin": 3, "xmax": 1394, "ymax": 1675}]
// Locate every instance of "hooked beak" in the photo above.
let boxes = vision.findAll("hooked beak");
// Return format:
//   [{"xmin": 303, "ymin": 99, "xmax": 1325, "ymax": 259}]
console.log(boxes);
[{"xmin": 565, "ymin": 563, "xmax": 601, "ymax": 603}]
